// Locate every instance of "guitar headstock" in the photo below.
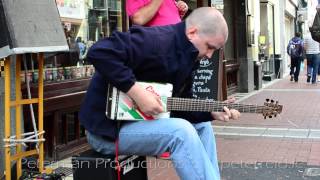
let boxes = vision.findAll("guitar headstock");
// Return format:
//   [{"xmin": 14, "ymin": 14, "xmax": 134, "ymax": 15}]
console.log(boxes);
[{"xmin": 263, "ymin": 99, "xmax": 283, "ymax": 119}]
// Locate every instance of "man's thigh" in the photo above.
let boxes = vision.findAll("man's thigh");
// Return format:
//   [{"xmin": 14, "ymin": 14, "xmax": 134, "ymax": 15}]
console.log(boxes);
[{"xmin": 87, "ymin": 118, "xmax": 198, "ymax": 156}]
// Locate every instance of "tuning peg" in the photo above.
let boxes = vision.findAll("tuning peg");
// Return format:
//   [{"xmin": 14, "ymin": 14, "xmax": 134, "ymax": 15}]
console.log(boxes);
[
  {"xmin": 264, "ymin": 116, "xmax": 266, "ymax": 119},
  {"xmin": 266, "ymin": 99, "xmax": 270, "ymax": 102},
  {"xmin": 271, "ymin": 99, "xmax": 274, "ymax": 103},
  {"xmin": 269, "ymin": 115, "xmax": 272, "ymax": 118},
  {"xmin": 274, "ymin": 114, "xmax": 277, "ymax": 117}
]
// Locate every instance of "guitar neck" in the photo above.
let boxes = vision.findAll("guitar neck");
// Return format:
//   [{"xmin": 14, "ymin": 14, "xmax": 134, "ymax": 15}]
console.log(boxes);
[{"xmin": 166, "ymin": 97, "xmax": 266, "ymax": 114}]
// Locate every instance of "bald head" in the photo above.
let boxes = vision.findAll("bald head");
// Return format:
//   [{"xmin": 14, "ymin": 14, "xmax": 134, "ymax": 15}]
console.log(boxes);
[{"xmin": 186, "ymin": 7, "xmax": 228, "ymax": 44}]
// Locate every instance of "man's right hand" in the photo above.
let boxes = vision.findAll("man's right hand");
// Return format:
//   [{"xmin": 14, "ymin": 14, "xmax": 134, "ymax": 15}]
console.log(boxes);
[{"xmin": 127, "ymin": 83, "xmax": 164, "ymax": 116}]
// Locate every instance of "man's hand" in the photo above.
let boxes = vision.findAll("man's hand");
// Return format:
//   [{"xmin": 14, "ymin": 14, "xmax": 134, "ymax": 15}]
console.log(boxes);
[
  {"xmin": 224, "ymin": 96, "xmax": 236, "ymax": 103},
  {"xmin": 211, "ymin": 97, "xmax": 240, "ymax": 122},
  {"xmin": 127, "ymin": 83, "xmax": 163, "ymax": 116},
  {"xmin": 176, "ymin": 1, "xmax": 188, "ymax": 17},
  {"xmin": 211, "ymin": 107, "xmax": 240, "ymax": 122}
]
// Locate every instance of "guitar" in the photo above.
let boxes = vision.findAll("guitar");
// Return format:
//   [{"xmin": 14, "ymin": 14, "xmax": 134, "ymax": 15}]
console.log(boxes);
[{"xmin": 106, "ymin": 82, "xmax": 283, "ymax": 121}]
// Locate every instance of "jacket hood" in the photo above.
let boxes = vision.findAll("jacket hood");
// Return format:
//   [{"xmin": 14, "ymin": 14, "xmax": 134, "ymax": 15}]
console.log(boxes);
[{"xmin": 292, "ymin": 37, "xmax": 302, "ymax": 42}]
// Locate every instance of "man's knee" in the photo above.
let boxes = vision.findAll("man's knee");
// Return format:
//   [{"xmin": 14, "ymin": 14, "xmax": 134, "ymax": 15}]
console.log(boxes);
[{"xmin": 169, "ymin": 118, "xmax": 198, "ymax": 139}]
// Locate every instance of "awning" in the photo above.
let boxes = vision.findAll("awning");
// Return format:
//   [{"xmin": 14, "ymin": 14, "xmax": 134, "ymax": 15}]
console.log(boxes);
[{"xmin": 0, "ymin": 0, "xmax": 69, "ymax": 59}]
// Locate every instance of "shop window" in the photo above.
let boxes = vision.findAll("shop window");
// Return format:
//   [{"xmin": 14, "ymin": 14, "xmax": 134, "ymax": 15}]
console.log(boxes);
[
  {"xmin": 55, "ymin": 111, "xmax": 84, "ymax": 146},
  {"xmin": 93, "ymin": 0, "xmax": 106, "ymax": 9},
  {"xmin": 89, "ymin": 0, "xmax": 124, "ymax": 41}
]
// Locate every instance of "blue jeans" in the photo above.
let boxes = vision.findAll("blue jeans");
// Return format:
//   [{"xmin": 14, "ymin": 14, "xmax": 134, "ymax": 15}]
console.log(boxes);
[
  {"xmin": 306, "ymin": 54, "xmax": 320, "ymax": 83},
  {"xmin": 87, "ymin": 118, "xmax": 220, "ymax": 180}
]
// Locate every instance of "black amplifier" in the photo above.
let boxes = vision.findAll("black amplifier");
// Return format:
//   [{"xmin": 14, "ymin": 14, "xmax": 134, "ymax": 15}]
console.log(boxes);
[{"xmin": 72, "ymin": 150, "xmax": 148, "ymax": 180}]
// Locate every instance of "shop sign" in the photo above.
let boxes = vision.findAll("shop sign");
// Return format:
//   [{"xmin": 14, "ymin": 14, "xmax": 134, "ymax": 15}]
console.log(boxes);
[
  {"xmin": 211, "ymin": 0, "xmax": 224, "ymax": 10},
  {"xmin": 56, "ymin": 0, "xmax": 85, "ymax": 19}
]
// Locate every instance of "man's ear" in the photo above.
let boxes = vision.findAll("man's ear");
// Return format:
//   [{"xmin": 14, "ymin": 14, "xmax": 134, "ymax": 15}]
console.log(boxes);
[{"xmin": 186, "ymin": 26, "xmax": 198, "ymax": 40}]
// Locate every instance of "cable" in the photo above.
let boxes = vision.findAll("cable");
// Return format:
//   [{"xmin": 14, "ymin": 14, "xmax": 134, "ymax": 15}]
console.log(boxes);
[
  {"xmin": 115, "ymin": 138, "xmax": 120, "ymax": 180},
  {"xmin": 114, "ymin": 87, "xmax": 121, "ymax": 180},
  {"xmin": 23, "ymin": 56, "xmax": 40, "ymax": 152}
]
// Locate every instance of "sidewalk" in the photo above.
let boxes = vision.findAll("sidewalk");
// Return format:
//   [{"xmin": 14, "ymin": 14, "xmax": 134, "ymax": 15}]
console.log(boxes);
[
  {"xmin": 214, "ymin": 74, "xmax": 320, "ymax": 179},
  {"xmin": 51, "ymin": 74, "xmax": 320, "ymax": 179},
  {"xmin": 148, "ymin": 74, "xmax": 320, "ymax": 179}
]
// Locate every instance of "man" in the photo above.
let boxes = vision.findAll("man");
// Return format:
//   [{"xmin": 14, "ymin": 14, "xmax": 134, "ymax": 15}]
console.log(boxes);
[
  {"xmin": 287, "ymin": 32, "xmax": 304, "ymax": 82},
  {"xmin": 79, "ymin": 7, "xmax": 240, "ymax": 180},
  {"xmin": 304, "ymin": 30, "xmax": 320, "ymax": 84}
]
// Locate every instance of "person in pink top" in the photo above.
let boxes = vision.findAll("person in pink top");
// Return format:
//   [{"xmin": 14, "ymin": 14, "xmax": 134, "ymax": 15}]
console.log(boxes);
[{"xmin": 126, "ymin": 0, "xmax": 188, "ymax": 26}]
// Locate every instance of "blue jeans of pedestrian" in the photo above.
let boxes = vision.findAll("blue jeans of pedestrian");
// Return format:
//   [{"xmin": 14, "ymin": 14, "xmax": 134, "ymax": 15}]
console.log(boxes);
[
  {"xmin": 86, "ymin": 118, "xmax": 220, "ymax": 180},
  {"xmin": 306, "ymin": 54, "xmax": 320, "ymax": 83}
]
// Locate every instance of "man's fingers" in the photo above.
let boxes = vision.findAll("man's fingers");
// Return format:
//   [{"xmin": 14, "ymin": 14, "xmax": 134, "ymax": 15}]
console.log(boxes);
[
  {"xmin": 147, "ymin": 96, "xmax": 163, "ymax": 116},
  {"xmin": 230, "ymin": 109, "xmax": 241, "ymax": 120},
  {"xmin": 223, "ymin": 114, "xmax": 229, "ymax": 122},
  {"xmin": 224, "ymin": 96, "xmax": 236, "ymax": 103},
  {"xmin": 223, "ymin": 106, "xmax": 231, "ymax": 117}
]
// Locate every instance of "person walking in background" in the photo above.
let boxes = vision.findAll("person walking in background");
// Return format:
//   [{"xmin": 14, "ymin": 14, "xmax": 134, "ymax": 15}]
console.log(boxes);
[
  {"xmin": 76, "ymin": 37, "xmax": 87, "ymax": 61},
  {"xmin": 287, "ymin": 32, "xmax": 304, "ymax": 82},
  {"xmin": 126, "ymin": 0, "xmax": 188, "ymax": 160},
  {"xmin": 304, "ymin": 30, "xmax": 320, "ymax": 84},
  {"xmin": 318, "ymin": 65, "xmax": 320, "ymax": 82}
]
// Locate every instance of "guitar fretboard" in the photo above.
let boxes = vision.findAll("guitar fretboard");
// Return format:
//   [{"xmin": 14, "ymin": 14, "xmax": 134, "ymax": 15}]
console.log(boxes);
[{"xmin": 166, "ymin": 97, "xmax": 266, "ymax": 113}]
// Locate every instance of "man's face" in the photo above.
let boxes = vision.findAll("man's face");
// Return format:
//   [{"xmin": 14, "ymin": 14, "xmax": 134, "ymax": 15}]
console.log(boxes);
[{"xmin": 187, "ymin": 27, "xmax": 226, "ymax": 59}]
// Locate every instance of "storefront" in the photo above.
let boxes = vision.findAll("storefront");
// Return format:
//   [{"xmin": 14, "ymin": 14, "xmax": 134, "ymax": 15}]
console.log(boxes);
[{"xmin": 260, "ymin": 1, "xmax": 276, "ymax": 80}]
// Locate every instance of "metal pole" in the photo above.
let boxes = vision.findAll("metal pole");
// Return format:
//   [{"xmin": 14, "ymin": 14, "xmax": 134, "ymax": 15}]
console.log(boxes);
[
  {"xmin": 38, "ymin": 53, "xmax": 44, "ymax": 173},
  {"xmin": 15, "ymin": 55, "xmax": 22, "ymax": 179},
  {"xmin": 4, "ymin": 57, "xmax": 11, "ymax": 180}
]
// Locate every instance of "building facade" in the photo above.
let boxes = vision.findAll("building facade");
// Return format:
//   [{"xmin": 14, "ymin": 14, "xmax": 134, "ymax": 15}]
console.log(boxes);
[{"xmin": 212, "ymin": 0, "xmax": 301, "ymax": 94}]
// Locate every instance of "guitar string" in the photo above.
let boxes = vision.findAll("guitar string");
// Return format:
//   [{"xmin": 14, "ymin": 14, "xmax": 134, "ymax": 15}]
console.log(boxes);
[
  {"xmin": 167, "ymin": 98, "xmax": 265, "ymax": 112},
  {"xmin": 166, "ymin": 97, "xmax": 268, "ymax": 113}
]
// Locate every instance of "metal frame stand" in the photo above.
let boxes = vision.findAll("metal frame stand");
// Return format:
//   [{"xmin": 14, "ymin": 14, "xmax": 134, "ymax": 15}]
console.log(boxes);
[{"xmin": 2, "ymin": 53, "xmax": 48, "ymax": 180}]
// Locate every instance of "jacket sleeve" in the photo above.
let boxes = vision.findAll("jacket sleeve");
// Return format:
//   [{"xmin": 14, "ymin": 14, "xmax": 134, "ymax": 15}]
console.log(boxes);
[
  {"xmin": 287, "ymin": 40, "xmax": 291, "ymax": 55},
  {"xmin": 86, "ymin": 32, "xmax": 136, "ymax": 93}
]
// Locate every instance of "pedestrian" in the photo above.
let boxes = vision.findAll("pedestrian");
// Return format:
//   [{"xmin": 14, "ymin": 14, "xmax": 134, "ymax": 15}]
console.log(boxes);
[
  {"xmin": 304, "ymin": 30, "xmax": 320, "ymax": 84},
  {"xmin": 79, "ymin": 7, "xmax": 240, "ymax": 180},
  {"xmin": 287, "ymin": 32, "xmax": 304, "ymax": 82},
  {"xmin": 76, "ymin": 37, "xmax": 87, "ymax": 61}
]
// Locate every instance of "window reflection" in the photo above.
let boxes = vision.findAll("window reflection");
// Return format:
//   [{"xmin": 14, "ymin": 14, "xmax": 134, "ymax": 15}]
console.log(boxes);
[{"xmin": 89, "ymin": 0, "xmax": 123, "ymax": 41}]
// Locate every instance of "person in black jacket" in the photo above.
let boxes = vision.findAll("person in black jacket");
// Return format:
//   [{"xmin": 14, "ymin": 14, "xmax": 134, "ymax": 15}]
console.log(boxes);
[
  {"xmin": 80, "ymin": 7, "xmax": 240, "ymax": 180},
  {"xmin": 287, "ymin": 32, "xmax": 304, "ymax": 82}
]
